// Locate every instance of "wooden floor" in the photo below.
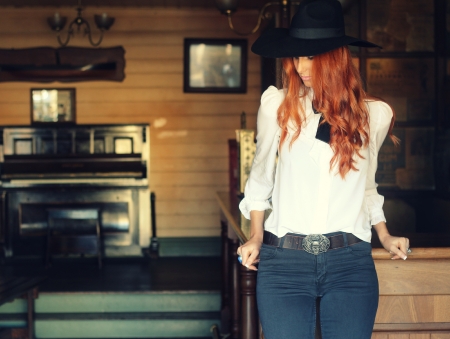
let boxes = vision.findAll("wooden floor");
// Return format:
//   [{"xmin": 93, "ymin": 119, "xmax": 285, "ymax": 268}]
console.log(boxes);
[{"xmin": 0, "ymin": 256, "xmax": 222, "ymax": 293}]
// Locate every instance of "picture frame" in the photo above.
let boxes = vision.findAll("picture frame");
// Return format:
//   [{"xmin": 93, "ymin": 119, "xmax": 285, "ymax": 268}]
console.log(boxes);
[
  {"xmin": 30, "ymin": 88, "xmax": 76, "ymax": 125},
  {"xmin": 183, "ymin": 38, "xmax": 247, "ymax": 93}
]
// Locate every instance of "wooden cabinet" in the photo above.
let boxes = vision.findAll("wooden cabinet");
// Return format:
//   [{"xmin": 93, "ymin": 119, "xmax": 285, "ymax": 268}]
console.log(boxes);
[{"xmin": 372, "ymin": 251, "xmax": 450, "ymax": 338}]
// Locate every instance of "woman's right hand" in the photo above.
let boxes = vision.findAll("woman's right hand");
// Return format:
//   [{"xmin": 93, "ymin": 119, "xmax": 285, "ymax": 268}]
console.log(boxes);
[{"xmin": 237, "ymin": 235, "xmax": 263, "ymax": 271}]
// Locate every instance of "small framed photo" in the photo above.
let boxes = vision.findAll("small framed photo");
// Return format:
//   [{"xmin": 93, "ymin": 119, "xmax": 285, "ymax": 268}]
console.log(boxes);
[
  {"xmin": 183, "ymin": 38, "xmax": 247, "ymax": 93},
  {"xmin": 31, "ymin": 88, "xmax": 76, "ymax": 125}
]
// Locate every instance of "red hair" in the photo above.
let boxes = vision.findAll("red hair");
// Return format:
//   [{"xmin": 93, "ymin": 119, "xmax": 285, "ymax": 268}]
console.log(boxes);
[{"xmin": 278, "ymin": 46, "xmax": 397, "ymax": 178}]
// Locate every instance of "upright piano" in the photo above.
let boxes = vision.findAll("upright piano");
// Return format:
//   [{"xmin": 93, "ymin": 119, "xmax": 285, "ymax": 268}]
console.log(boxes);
[{"xmin": 0, "ymin": 124, "xmax": 151, "ymax": 258}]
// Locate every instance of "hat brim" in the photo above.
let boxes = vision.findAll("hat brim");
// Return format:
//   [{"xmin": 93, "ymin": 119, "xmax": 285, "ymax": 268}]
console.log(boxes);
[{"xmin": 251, "ymin": 28, "xmax": 381, "ymax": 58}]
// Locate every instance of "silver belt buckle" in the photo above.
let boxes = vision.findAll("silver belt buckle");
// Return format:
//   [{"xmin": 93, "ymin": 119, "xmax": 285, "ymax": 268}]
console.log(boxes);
[{"xmin": 302, "ymin": 234, "xmax": 330, "ymax": 255}]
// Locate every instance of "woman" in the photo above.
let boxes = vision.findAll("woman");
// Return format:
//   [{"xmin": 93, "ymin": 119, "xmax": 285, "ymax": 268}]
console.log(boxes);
[{"xmin": 237, "ymin": 0, "xmax": 410, "ymax": 338}]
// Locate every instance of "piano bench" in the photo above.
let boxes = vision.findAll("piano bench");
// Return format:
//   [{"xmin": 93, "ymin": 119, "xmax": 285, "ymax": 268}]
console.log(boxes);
[{"xmin": 46, "ymin": 208, "xmax": 102, "ymax": 269}]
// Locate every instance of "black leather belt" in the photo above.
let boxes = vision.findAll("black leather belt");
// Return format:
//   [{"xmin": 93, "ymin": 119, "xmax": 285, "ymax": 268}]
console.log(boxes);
[{"xmin": 263, "ymin": 230, "xmax": 362, "ymax": 254}]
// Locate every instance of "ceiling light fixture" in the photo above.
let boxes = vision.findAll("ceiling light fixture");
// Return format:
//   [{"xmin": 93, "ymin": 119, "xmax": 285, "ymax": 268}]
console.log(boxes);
[
  {"xmin": 214, "ymin": 0, "xmax": 356, "ymax": 36},
  {"xmin": 47, "ymin": 0, "xmax": 115, "ymax": 47},
  {"xmin": 213, "ymin": 0, "xmax": 299, "ymax": 36}
]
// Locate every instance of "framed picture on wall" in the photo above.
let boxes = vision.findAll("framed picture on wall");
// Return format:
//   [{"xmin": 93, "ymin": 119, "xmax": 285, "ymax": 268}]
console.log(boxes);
[
  {"xmin": 30, "ymin": 88, "xmax": 76, "ymax": 125},
  {"xmin": 183, "ymin": 38, "xmax": 247, "ymax": 93}
]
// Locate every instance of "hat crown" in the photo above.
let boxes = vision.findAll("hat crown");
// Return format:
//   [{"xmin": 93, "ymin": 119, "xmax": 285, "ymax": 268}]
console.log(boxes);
[
  {"xmin": 250, "ymin": 0, "xmax": 380, "ymax": 58},
  {"xmin": 292, "ymin": 0, "xmax": 344, "ymax": 28},
  {"xmin": 289, "ymin": 0, "xmax": 345, "ymax": 39}
]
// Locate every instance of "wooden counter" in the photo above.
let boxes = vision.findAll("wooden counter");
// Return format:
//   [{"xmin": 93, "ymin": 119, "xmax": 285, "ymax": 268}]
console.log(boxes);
[{"xmin": 216, "ymin": 191, "xmax": 450, "ymax": 339}]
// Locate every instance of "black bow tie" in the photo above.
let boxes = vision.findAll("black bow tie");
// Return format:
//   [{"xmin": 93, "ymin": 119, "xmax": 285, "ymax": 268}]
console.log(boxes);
[{"xmin": 312, "ymin": 105, "xmax": 331, "ymax": 144}]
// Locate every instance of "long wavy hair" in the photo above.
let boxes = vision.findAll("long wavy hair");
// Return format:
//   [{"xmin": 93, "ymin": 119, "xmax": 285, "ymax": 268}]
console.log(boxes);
[{"xmin": 278, "ymin": 46, "xmax": 397, "ymax": 178}]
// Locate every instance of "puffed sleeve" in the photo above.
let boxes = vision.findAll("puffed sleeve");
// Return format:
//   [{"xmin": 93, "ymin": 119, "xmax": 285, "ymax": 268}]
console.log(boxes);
[
  {"xmin": 364, "ymin": 100, "xmax": 393, "ymax": 225},
  {"xmin": 239, "ymin": 86, "xmax": 282, "ymax": 219}
]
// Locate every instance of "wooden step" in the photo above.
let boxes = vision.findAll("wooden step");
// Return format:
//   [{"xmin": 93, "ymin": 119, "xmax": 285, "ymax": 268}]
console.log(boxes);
[
  {"xmin": 0, "ymin": 292, "xmax": 221, "ymax": 313},
  {"xmin": 0, "ymin": 313, "xmax": 221, "ymax": 338},
  {"xmin": 1, "ymin": 312, "xmax": 220, "ymax": 321},
  {"xmin": 0, "ymin": 291, "xmax": 221, "ymax": 338},
  {"xmin": 0, "ymin": 257, "xmax": 222, "ymax": 338},
  {"xmin": 35, "ymin": 318, "xmax": 220, "ymax": 338}
]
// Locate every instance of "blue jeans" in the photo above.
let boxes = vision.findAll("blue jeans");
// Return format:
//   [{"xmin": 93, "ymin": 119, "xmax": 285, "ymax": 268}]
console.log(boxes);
[{"xmin": 257, "ymin": 232, "xmax": 379, "ymax": 339}]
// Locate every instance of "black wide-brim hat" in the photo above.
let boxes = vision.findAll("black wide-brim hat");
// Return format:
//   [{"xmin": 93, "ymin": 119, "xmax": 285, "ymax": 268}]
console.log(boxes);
[{"xmin": 251, "ymin": 0, "xmax": 380, "ymax": 58}]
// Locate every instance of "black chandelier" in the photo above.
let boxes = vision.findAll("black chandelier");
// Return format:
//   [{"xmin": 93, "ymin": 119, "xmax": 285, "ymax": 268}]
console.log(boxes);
[
  {"xmin": 47, "ymin": 0, "xmax": 115, "ymax": 47},
  {"xmin": 213, "ymin": 0, "xmax": 298, "ymax": 36},
  {"xmin": 213, "ymin": 0, "xmax": 355, "ymax": 36}
]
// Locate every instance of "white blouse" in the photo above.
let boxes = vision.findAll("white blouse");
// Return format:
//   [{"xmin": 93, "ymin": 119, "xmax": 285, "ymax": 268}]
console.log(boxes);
[{"xmin": 239, "ymin": 86, "xmax": 393, "ymax": 242}]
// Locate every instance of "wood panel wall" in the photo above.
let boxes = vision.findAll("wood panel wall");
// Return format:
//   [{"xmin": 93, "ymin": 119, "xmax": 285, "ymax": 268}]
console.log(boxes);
[{"xmin": 0, "ymin": 6, "xmax": 262, "ymax": 237}]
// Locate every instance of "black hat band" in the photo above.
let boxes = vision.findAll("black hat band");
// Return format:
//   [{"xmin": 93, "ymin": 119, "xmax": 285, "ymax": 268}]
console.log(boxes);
[{"xmin": 289, "ymin": 27, "xmax": 345, "ymax": 39}]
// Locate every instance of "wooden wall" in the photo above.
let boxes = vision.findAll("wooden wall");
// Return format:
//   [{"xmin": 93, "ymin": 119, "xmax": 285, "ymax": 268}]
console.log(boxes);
[{"xmin": 0, "ymin": 6, "xmax": 261, "ymax": 237}]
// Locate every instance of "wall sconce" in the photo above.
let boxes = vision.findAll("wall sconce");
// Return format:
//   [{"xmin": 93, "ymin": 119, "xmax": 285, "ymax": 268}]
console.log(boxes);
[
  {"xmin": 47, "ymin": 0, "xmax": 115, "ymax": 47},
  {"xmin": 213, "ymin": 0, "xmax": 298, "ymax": 36}
]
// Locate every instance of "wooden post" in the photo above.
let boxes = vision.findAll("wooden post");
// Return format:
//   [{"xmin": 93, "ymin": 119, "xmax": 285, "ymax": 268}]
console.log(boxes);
[
  {"xmin": 149, "ymin": 192, "xmax": 159, "ymax": 258},
  {"xmin": 240, "ymin": 266, "xmax": 258, "ymax": 339},
  {"xmin": 0, "ymin": 191, "xmax": 6, "ymax": 263},
  {"xmin": 27, "ymin": 289, "xmax": 34, "ymax": 339},
  {"xmin": 220, "ymin": 219, "xmax": 230, "ymax": 334},
  {"xmin": 230, "ymin": 238, "xmax": 241, "ymax": 339}
]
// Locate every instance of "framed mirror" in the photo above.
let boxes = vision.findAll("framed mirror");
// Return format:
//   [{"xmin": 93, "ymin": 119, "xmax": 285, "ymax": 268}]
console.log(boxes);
[
  {"xmin": 30, "ymin": 88, "xmax": 76, "ymax": 125},
  {"xmin": 183, "ymin": 38, "xmax": 247, "ymax": 93}
]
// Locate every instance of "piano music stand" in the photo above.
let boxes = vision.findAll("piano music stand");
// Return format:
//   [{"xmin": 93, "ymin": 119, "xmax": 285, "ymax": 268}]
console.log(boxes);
[{"xmin": 46, "ymin": 208, "xmax": 102, "ymax": 269}]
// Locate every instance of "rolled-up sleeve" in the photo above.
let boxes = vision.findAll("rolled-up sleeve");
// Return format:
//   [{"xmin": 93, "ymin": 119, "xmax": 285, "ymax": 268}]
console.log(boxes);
[
  {"xmin": 364, "ymin": 101, "xmax": 393, "ymax": 225},
  {"xmin": 239, "ymin": 86, "xmax": 282, "ymax": 219}
]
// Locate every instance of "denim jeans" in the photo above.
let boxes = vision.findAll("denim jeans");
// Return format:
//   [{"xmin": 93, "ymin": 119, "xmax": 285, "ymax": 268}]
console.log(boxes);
[{"xmin": 257, "ymin": 232, "xmax": 379, "ymax": 339}]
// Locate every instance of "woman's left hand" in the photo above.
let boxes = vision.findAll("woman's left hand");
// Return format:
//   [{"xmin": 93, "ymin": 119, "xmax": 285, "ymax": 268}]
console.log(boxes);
[
  {"xmin": 374, "ymin": 221, "xmax": 410, "ymax": 260},
  {"xmin": 379, "ymin": 234, "xmax": 410, "ymax": 260}
]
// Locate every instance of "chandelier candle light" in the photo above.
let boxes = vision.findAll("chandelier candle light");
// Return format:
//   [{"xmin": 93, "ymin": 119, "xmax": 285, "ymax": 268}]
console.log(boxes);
[
  {"xmin": 213, "ymin": 0, "xmax": 297, "ymax": 35},
  {"xmin": 213, "ymin": 0, "xmax": 356, "ymax": 36},
  {"xmin": 47, "ymin": 0, "xmax": 115, "ymax": 47}
]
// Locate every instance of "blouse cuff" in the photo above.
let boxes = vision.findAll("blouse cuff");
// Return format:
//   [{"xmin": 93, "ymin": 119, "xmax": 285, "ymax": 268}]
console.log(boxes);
[
  {"xmin": 365, "ymin": 194, "xmax": 386, "ymax": 226},
  {"xmin": 371, "ymin": 214, "xmax": 386, "ymax": 226},
  {"xmin": 239, "ymin": 198, "xmax": 272, "ymax": 220}
]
